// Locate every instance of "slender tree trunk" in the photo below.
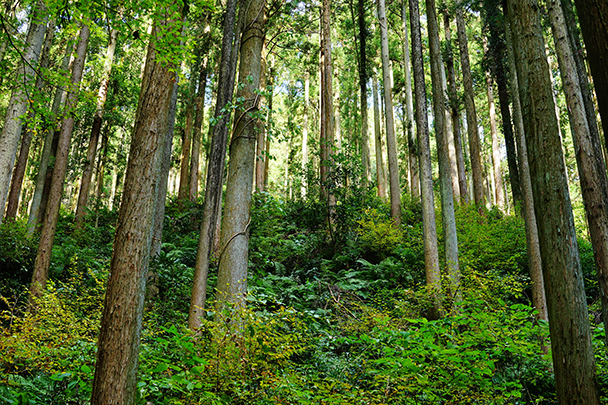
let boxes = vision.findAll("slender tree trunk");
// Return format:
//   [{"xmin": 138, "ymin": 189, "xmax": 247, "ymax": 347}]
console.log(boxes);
[
  {"xmin": 301, "ymin": 70, "xmax": 310, "ymax": 198},
  {"xmin": 441, "ymin": 59, "xmax": 461, "ymax": 202},
  {"xmin": 320, "ymin": 0, "xmax": 334, "ymax": 199},
  {"xmin": 507, "ymin": 0, "xmax": 600, "ymax": 401},
  {"xmin": 410, "ymin": 0, "xmax": 442, "ymax": 319},
  {"xmin": 215, "ymin": 0, "xmax": 265, "ymax": 311},
  {"xmin": 75, "ymin": 27, "xmax": 119, "ymax": 229},
  {"xmin": 456, "ymin": 1, "xmax": 484, "ymax": 207},
  {"xmin": 504, "ymin": 10, "xmax": 548, "ymax": 322},
  {"xmin": 443, "ymin": 12, "xmax": 468, "ymax": 203},
  {"xmin": 0, "ymin": 0, "xmax": 48, "ymax": 225},
  {"xmin": 358, "ymin": 0, "xmax": 371, "ymax": 185},
  {"xmin": 427, "ymin": 0, "xmax": 461, "ymax": 300},
  {"xmin": 572, "ymin": 0, "xmax": 608, "ymax": 144},
  {"xmin": 178, "ymin": 69, "xmax": 196, "ymax": 202},
  {"xmin": 30, "ymin": 23, "xmax": 90, "ymax": 301},
  {"xmin": 256, "ymin": 51, "xmax": 268, "ymax": 193},
  {"xmin": 190, "ymin": 55, "xmax": 208, "ymax": 201},
  {"xmin": 378, "ymin": 0, "xmax": 401, "ymax": 225},
  {"xmin": 372, "ymin": 74, "xmax": 387, "ymax": 199},
  {"xmin": 484, "ymin": 46, "xmax": 505, "ymax": 209},
  {"xmin": 402, "ymin": 0, "xmax": 419, "ymax": 198},
  {"xmin": 90, "ymin": 10, "xmax": 183, "ymax": 402},
  {"xmin": 547, "ymin": 0, "xmax": 608, "ymax": 347},
  {"xmin": 188, "ymin": 0, "xmax": 242, "ymax": 330}
]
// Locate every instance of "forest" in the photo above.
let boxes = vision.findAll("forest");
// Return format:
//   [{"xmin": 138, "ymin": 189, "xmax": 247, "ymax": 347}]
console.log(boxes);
[{"xmin": 0, "ymin": 0, "xmax": 607, "ymax": 402}]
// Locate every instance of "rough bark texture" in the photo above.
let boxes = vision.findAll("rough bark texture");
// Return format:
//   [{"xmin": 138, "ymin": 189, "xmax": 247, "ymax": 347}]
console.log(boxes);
[
  {"xmin": 215, "ymin": 0, "xmax": 265, "ymax": 311},
  {"xmin": 572, "ymin": 0, "xmax": 608, "ymax": 143},
  {"xmin": 547, "ymin": 0, "xmax": 608, "ymax": 347},
  {"xmin": 410, "ymin": 0, "xmax": 441, "ymax": 319},
  {"xmin": 507, "ymin": 0, "xmax": 600, "ymax": 402},
  {"xmin": 378, "ymin": 0, "xmax": 401, "ymax": 225},
  {"xmin": 372, "ymin": 74, "xmax": 387, "ymax": 199},
  {"xmin": 456, "ymin": 2, "xmax": 484, "ymax": 207},
  {"xmin": 90, "ymin": 11, "xmax": 182, "ymax": 403},
  {"xmin": 30, "ymin": 24, "xmax": 90, "ymax": 302},
  {"xmin": 320, "ymin": 0, "xmax": 334, "ymax": 199},
  {"xmin": 75, "ymin": 27, "xmax": 119, "ymax": 229},
  {"xmin": 188, "ymin": 0, "xmax": 241, "ymax": 331},
  {"xmin": 403, "ymin": 0, "xmax": 419, "ymax": 198},
  {"xmin": 485, "ymin": 70, "xmax": 505, "ymax": 209},
  {"xmin": 178, "ymin": 70, "xmax": 196, "ymax": 202},
  {"xmin": 427, "ymin": 0, "xmax": 461, "ymax": 300},
  {"xmin": 504, "ymin": 10, "xmax": 547, "ymax": 322},
  {"xmin": 0, "ymin": 0, "xmax": 48, "ymax": 225}
]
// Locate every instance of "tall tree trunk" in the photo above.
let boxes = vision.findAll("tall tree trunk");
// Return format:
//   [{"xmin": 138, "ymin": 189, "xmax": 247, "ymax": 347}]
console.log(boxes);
[
  {"xmin": 427, "ymin": 0, "xmax": 461, "ymax": 301},
  {"xmin": 410, "ymin": 0, "xmax": 442, "ymax": 319},
  {"xmin": 378, "ymin": 0, "xmax": 401, "ymax": 225},
  {"xmin": 320, "ymin": 0, "xmax": 334, "ymax": 199},
  {"xmin": 456, "ymin": 1, "xmax": 485, "ymax": 207},
  {"xmin": 506, "ymin": 0, "xmax": 600, "ymax": 401},
  {"xmin": 485, "ymin": 71, "xmax": 505, "ymax": 209},
  {"xmin": 441, "ymin": 58, "xmax": 461, "ymax": 202},
  {"xmin": 443, "ymin": 12, "xmax": 468, "ymax": 203},
  {"xmin": 402, "ymin": 0, "xmax": 419, "ymax": 198},
  {"xmin": 189, "ymin": 54, "xmax": 208, "ymax": 201},
  {"xmin": 178, "ymin": 69, "xmax": 197, "ymax": 202},
  {"xmin": 547, "ymin": 0, "xmax": 608, "ymax": 347},
  {"xmin": 372, "ymin": 74, "xmax": 387, "ymax": 199},
  {"xmin": 301, "ymin": 70, "xmax": 310, "ymax": 198},
  {"xmin": 572, "ymin": 0, "xmax": 608, "ymax": 144},
  {"xmin": 27, "ymin": 38, "xmax": 75, "ymax": 233},
  {"xmin": 215, "ymin": 0, "xmax": 265, "ymax": 311},
  {"xmin": 0, "ymin": 0, "xmax": 48, "ymax": 226},
  {"xmin": 75, "ymin": 27, "xmax": 119, "ymax": 229},
  {"xmin": 188, "ymin": 0, "xmax": 242, "ymax": 331},
  {"xmin": 90, "ymin": 10, "xmax": 183, "ymax": 403},
  {"xmin": 358, "ymin": 0, "xmax": 371, "ymax": 185},
  {"xmin": 30, "ymin": 23, "xmax": 90, "ymax": 301},
  {"xmin": 256, "ymin": 51, "xmax": 268, "ymax": 193},
  {"xmin": 504, "ymin": 10, "xmax": 548, "ymax": 322}
]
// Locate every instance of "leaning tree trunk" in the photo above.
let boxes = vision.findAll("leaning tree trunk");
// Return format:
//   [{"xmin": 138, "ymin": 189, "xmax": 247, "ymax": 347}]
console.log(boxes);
[
  {"xmin": 90, "ymin": 10, "xmax": 183, "ymax": 404},
  {"xmin": 547, "ymin": 0, "xmax": 608, "ymax": 348},
  {"xmin": 427, "ymin": 0, "xmax": 461, "ymax": 301},
  {"xmin": 456, "ymin": 1, "xmax": 484, "ymax": 208},
  {"xmin": 504, "ymin": 9, "xmax": 548, "ymax": 323},
  {"xmin": 410, "ymin": 0, "xmax": 442, "ymax": 319},
  {"xmin": 29, "ymin": 23, "xmax": 90, "ymax": 302},
  {"xmin": 215, "ymin": 0, "xmax": 265, "ymax": 312},
  {"xmin": 0, "ymin": 0, "xmax": 48, "ymax": 226},
  {"xmin": 75, "ymin": 27, "xmax": 119, "ymax": 229},
  {"xmin": 188, "ymin": 0, "xmax": 242, "ymax": 331},
  {"xmin": 5, "ymin": 21, "xmax": 55, "ymax": 221},
  {"xmin": 378, "ymin": 0, "xmax": 401, "ymax": 225},
  {"xmin": 506, "ymin": 0, "xmax": 600, "ymax": 402}
]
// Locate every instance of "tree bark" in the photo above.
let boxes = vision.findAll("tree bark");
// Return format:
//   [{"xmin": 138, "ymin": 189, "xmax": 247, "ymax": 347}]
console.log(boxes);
[
  {"xmin": 410, "ymin": 0, "xmax": 442, "ymax": 319},
  {"xmin": 456, "ymin": 1, "xmax": 484, "ymax": 207},
  {"xmin": 504, "ymin": 9, "xmax": 548, "ymax": 322},
  {"xmin": 547, "ymin": 0, "xmax": 608, "ymax": 348},
  {"xmin": 178, "ymin": 68, "xmax": 197, "ymax": 202},
  {"xmin": 427, "ymin": 0, "xmax": 461, "ymax": 301},
  {"xmin": 301, "ymin": 70, "xmax": 310, "ymax": 198},
  {"xmin": 372, "ymin": 74, "xmax": 387, "ymax": 199},
  {"xmin": 485, "ymin": 69, "xmax": 505, "ymax": 209},
  {"xmin": 188, "ymin": 0, "xmax": 242, "ymax": 331},
  {"xmin": 75, "ymin": 27, "xmax": 119, "ymax": 229},
  {"xmin": 256, "ymin": 51, "xmax": 268, "ymax": 193},
  {"xmin": 572, "ymin": 0, "xmax": 608, "ymax": 144},
  {"xmin": 443, "ymin": 12, "xmax": 468, "ymax": 203},
  {"xmin": 215, "ymin": 0, "xmax": 265, "ymax": 312},
  {"xmin": 90, "ymin": 10, "xmax": 183, "ymax": 403},
  {"xmin": 30, "ymin": 23, "xmax": 90, "ymax": 302},
  {"xmin": 4, "ymin": 19, "xmax": 55, "ymax": 221},
  {"xmin": 378, "ymin": 0, "xmax": 401, "ymax": 225},
  {"xmin": 358, "ymin": 0, "xmax": 371, "ymax": 185},
  {"xmin": 320, "ymin": 0, "xmax": 334, "ymax": 199},
  {"xmin": 189, "ymin": 54, "xmax": 208, "ymax": 201},
  {"xmin": 0, "ymin": 0, "xmax": 48, "ymax": 226},
  {"xmin": 507, "ymin": 0, "xmax": 600, "ymax": 401},
  {"xmin": 402, "ymin": 0, "xmax": 419, "ymax": 198}
]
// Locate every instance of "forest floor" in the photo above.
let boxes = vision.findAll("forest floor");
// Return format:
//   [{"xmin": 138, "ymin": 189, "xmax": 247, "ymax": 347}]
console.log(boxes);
[{"xmin": 1, "ymin": 190, "xmax": 607, "ymax": 404}]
